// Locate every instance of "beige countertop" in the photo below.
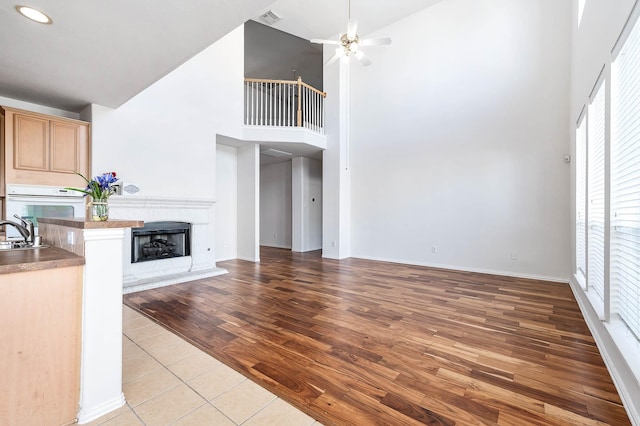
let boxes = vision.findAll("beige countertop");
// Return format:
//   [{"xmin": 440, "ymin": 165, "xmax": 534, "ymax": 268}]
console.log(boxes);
[
  {"xmin": 38, "ymin": 217, "xmax": 144, "ymax": 229},
  {"xmin": 0, "ymin": 246, "xmax": 85, "ymax": 275}
]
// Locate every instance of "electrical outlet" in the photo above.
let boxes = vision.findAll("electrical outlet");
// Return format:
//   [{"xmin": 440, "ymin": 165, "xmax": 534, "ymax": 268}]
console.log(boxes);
[
  {"xmin": 67, "ymin": 231, "xmax": 74, "ymax": 245},
  {"xmin": 511, "ymin": 251, "xmax": 518, "ymax": 260},
  {"xmin": 274, "ymin": 233, "xmax": 277, "ymax": 239},
  {"xmin": 331, "ymin": 240, "xmax": 336, "ymax": 247},
  {"xmin": 431, "ymin": 246, "xmax": 438, "ymax": 253}
]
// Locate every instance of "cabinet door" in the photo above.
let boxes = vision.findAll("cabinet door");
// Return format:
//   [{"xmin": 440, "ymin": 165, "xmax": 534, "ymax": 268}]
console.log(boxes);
[
  {"xmin": 13, "ymin": 113, "xmax": 49, "ymax": 171},
  {"xmin": 0, "ymin": 265, "xmax": 82, "ymax": 425},
  {"xmin": 50, "ymin": 120, "xmax": 80, "ymax": 174}
]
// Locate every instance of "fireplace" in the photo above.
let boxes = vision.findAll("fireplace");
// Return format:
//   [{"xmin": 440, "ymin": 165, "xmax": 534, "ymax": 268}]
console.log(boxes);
[
  {"xmin": 109, "ymin": 196, "xmax": 225, "ymax": 293},
  {"xmin": 131, "ymin": 221, "xmax": 191, "ymax": 263}
]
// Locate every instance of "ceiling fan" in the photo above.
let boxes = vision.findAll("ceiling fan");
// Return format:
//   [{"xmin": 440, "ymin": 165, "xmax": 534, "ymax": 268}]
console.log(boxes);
[{"xmin": 310, "ymin": 0, "xmax": 391, "ymax": 67}]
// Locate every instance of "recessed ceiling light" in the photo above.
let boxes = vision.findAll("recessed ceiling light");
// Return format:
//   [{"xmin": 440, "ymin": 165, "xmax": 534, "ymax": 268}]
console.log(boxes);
[{"xmin": 15, "ymin": 5, "xmax": 52, "ymax": 24}]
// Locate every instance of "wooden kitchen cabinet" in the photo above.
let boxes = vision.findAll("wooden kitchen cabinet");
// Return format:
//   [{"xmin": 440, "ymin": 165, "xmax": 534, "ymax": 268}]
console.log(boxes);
[
  {"xmin": 13, "ymin": 113, "xmax": 49, "ymax": 171},
  {"xmin": 1, "ymin": 111, "xmax": 4, "ymax": 196},
  {"xmin": 0, "ymin": 264, "xmax": 83, "ymax": 425},
  {"xmin": 1, "ymin": 106, "xmax": 90, "ymax": 188}
]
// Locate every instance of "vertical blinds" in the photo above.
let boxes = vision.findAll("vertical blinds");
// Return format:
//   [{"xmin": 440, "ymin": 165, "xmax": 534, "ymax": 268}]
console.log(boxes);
[
  {"xmin": 588, "ymin": 83, "xmax": 606, "ymax": 303},
  {"xmin": 576, "ymin": 118, "xmax": 587, "ymax": 283},
  {"xmin": 611, "ymin": 17, "xmax": 640, "ymax": 341}
]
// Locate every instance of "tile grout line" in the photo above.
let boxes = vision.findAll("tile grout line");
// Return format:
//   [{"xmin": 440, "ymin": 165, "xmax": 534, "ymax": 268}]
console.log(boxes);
[
  {"xmin": 123, "ymin": 324, "xmax": 241, "ymax": 425},
  {"xmin": 124, "ymin": 309, "xmax": 317, "ymax": 426}
]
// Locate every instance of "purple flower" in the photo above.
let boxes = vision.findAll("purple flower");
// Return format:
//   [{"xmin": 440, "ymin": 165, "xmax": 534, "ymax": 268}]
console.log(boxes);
[{"xmin": 66, "ymin": 172, "xmax": 119, "ymax": 200}]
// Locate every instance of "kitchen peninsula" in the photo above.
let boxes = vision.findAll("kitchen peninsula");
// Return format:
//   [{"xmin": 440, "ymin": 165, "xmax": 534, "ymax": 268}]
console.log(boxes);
[{"xmin": 38, "ymin": 217, "xmax": 143, "ymax": 424}]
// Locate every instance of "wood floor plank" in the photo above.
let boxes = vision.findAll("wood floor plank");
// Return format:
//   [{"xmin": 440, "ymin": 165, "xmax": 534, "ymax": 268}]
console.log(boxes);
[{"xmin": 124, "ymin": 247, "xmax": 631, "ymax": 425}]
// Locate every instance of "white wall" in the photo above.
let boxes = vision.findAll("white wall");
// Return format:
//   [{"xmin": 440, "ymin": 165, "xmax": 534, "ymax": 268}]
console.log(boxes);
[
  {"xmin": 216, "ymin": 144, "xmax": 238, "ymax": 261},
  {"xmin": 86, "ymin": 24, "xmax": 246, "ymax": 276},
  {"xmin": 260, "ymin": 161, "xmax": 292, "ymax": 249},
  {"xmin": 88, "ymin": 25, "xmax": 245, "ymax": 198},
  {"xmin": 292, "ymin": 157, "xmax": 322, "ymax": 252},
  {"xmin": 347, "ymin": 0, "xmax": 572, "ymax": 281},
  {"xmin": 306, "ymin": 158, "xmax": 323, "ymax": 250}
]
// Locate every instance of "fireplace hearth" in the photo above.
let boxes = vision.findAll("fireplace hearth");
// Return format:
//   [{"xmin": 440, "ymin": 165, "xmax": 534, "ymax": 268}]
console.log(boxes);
[{"xmin": 131, "ymin": 221, "xmax": 191, "ymax": 263}]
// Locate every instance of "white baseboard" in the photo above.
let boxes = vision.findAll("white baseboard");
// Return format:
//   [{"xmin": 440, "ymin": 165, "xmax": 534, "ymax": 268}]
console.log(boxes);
[
  {"xmin": 261, "ymin": 243, "xmax": 292, "ymax": 249},
  {"xmin": 352, "ymin": 255, "xmax": 569, "ymax": 283},
  {"xmin": 215, "ymin": 256, "xmax": 236, "ymax": 262},
  {"xmin": 77, "ymin": 394, "xmax": 126, "ymax": 424}
]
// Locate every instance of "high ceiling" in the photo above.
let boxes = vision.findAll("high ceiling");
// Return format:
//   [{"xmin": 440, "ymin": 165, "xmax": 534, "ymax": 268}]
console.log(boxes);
[{"xmin": 0, "ymin": 0, "xmax": 443, "ymax": 112}]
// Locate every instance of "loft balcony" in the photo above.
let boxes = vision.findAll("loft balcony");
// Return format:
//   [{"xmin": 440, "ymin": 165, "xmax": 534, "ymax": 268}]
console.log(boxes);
[{"xmin": 242, "ymin": 77, "xmax": 327, "ymax": 150}]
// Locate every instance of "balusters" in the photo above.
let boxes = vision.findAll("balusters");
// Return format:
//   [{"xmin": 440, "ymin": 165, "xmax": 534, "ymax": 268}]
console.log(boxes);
[{"xmin": 243, "ymin": 78, "xmax": 326, "ymax": 133}]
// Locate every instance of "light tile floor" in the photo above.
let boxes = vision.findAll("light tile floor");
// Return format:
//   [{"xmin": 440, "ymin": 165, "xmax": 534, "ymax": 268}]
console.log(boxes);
[{"xmin": 85, "ymin": 305, "xmax": 321, "ymax": 426}]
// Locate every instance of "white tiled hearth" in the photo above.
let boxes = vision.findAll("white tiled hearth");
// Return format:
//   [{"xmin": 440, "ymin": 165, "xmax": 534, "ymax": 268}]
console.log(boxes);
[{"xmin": 108, "ymin": 196, "xmax": 226, "ymax": 294}]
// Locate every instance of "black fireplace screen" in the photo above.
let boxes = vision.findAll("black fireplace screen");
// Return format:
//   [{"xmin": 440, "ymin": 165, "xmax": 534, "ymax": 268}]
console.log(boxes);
[{"xmin": 131, "ymin": 221, "xmax": 191, "ymax": 263}]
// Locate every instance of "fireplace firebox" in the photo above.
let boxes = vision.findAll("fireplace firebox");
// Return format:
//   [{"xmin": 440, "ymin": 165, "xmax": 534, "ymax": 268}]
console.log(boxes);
[{"xmin": 131, "ymin": 221, "xmax": 191, "ymax": 263}]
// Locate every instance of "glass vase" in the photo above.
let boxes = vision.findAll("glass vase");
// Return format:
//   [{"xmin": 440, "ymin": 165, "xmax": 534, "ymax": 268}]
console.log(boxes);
[{"xmin": 90, "ymin": 197, "xmax": 109, "ymax": 221}]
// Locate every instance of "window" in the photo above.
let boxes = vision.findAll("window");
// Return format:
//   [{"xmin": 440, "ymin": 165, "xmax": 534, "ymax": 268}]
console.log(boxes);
[
  {"xmin": 578, "ymin": 0, "xmax": 586, "ymax": 27},
  {"xmin": 611, "ymin": 16, "xmax": 640, "ymax": 341},
  {"xmin": 587, "ymin": 82, "xmax": 606, "ymax": 306},
  {"xmin": 576, "ymin": 115, "xmax": 587, "ymax": 287}
]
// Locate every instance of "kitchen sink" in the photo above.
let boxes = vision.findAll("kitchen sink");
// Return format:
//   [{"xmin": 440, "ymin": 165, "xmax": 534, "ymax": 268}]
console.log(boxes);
[{"xmin": 0, "ymin": 241, "xmax": 48, "ymax": 251}]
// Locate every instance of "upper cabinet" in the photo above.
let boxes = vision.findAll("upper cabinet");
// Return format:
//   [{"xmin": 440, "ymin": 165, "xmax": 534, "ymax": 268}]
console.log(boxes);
[
  {"xmin": 1, "ymin": 106, "xmax": 90, "ymax": 189},
  {"xmin": 13, "ymin": 113, "xmax": 49, "ymax": 171}
]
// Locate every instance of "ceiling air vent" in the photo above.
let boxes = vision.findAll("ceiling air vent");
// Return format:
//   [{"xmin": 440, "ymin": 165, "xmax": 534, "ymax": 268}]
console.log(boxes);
[
  {"xmin": 262, "ymin": 148, "xmax": 292, "ymax": 158},
  {"xmin": 260, "ymin": 10, "xmax": 281, "ymax": 25}
]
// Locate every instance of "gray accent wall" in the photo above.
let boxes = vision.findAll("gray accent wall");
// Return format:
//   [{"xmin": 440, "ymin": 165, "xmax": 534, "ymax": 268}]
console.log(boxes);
[{"xmin": 244, "ymin": 20, "xmax": 323, "ymax": 90}]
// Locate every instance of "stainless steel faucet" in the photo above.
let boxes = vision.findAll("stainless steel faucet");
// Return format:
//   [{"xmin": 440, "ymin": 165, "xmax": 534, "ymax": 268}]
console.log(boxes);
[
  {"xmin": 13, "ymin": 215, "xmax": 35, "ymax": 243},
  {"xmin": 0, "ymin": 216, "xmax": 34, "ymax": 243}
]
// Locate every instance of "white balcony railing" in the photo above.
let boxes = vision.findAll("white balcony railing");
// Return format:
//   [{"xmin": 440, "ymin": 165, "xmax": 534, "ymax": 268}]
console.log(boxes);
[{"xmin": 244, "ymin": 77, "xmax": 326, "ymax": 133}]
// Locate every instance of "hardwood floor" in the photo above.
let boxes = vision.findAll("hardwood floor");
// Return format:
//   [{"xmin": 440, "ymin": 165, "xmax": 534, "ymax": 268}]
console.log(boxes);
[{"xmin": 124, "ymin": 247, "xmax": 630, "ymax": 426}]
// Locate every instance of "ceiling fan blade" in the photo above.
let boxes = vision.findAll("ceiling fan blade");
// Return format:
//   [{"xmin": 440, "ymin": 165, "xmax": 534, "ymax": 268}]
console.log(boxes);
[
  {"xmin": 361, "ymin": 37, "xmax": 392, "ymax": 47},
  {"xmin": 347, "ymin": 18, "xmax": 358, "ymax": 39},
  {"xmin": 355, "ymin": 50, "xmax": 372, "ymax": 66},
  {"xmin": 311, "ymin": 38, "xmax": 340, "ymax": 45},
  {"xmin": 325, "ymin": 49, "xmax": 343, "ymax": 66}
]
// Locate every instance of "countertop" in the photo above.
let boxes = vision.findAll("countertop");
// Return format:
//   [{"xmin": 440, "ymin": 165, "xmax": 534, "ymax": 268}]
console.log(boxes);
[
  {"xmin": 0, "ymin": 246, "xmax": 85, "ymax": 275},
  {"xmin": 38, "ymin": 217, "xmax": 145, "ymax": 229}
]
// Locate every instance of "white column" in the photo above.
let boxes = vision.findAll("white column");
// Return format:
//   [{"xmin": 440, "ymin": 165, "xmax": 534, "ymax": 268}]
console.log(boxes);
[
  {"xmin": 77, "ymin": 228, "xmax": 127, "ymax": 423},
  {"xmin": 292, "ymin": 157, "xmax": 306, "ymax": 252},
  {"xmin": 322, "ymin": 57, "xmax": 352, "ymax": 259},
  {"xmin": 237, "ymin": 144, "xmax": 260, "ymax": 261}
]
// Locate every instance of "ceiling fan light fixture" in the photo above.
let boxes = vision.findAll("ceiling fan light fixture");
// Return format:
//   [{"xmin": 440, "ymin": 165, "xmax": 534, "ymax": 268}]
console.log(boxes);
[
  {"xmin": 15, "ymin": 5, "xmax": 52, "ymax": 24},
  {"xmin": 312, "ymin": 0, "xmax": 390, "ymax": 67}
]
